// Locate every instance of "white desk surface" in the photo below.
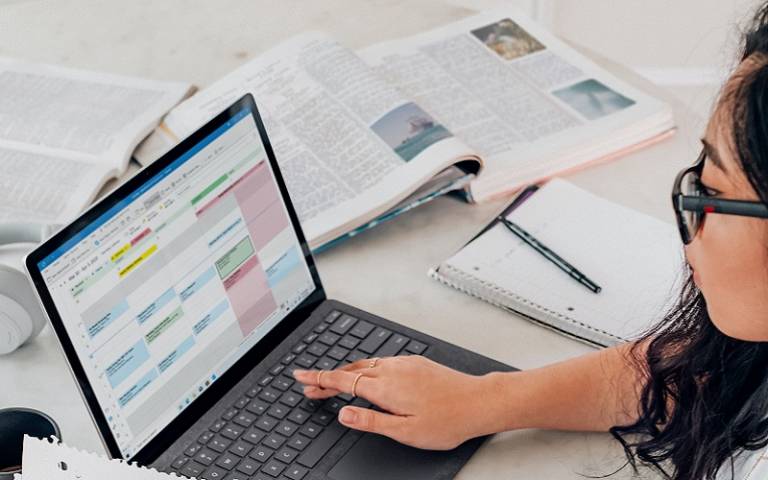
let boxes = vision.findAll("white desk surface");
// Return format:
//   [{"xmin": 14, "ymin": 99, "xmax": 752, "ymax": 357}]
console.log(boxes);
[{"xmin": 0, "ymin": 1, "xmax": 707, "ymax": 478}]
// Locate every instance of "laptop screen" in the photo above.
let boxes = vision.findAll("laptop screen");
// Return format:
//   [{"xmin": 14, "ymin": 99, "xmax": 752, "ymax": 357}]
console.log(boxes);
[{"xmin": 35, "ymin": 107, "xmax": 316, "ymax": 458}]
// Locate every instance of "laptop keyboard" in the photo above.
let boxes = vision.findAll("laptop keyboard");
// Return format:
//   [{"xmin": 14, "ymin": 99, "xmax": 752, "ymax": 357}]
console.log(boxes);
[{"xmin": 169, "ymin": 309, "xmax": 429, "ymax": 480}]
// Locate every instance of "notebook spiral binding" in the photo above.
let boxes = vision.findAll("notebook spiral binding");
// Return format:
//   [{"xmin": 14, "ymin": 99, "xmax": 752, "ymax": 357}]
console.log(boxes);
[{"xmin": 429, "ymin": 264, "xmax": 625, "ymax": 347}]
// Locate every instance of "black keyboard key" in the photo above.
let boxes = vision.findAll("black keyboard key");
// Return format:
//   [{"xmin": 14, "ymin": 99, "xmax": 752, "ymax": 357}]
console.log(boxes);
[
  {"xmin": 295, "ymin": 353, "xmax": 317, "ymax": 369},
  {"xmin": 298, "ymin": 398, "xmax": 320, "ymax": 412},
  {"xmin": 263, "ymin": 433, "xmax": 286, "ymax": 449},
  {"xmin": 322, "ymin": 398, "xmax": 346, "ymax": 414},
  {"xmin": 338, "ymin": 335, "xmax": 360, "ymax": 350},
  {"xmin": 275, "ymin": 447, "xmax": 298, "ymax": 463},
  {"xmin": 315, "ymin": 357, "xmax": 337, "ymax": 370},
  {"xmin": 233, "ymin": 396, "xmax": 250, "ymax": 409},
  {"xmin": 261, "ymin": 459, "xmax": 286, "ymax": 477},
  {"xmin": 330, "ymin": 314, "xmax": 357, "ymax": 336},
  {"xmin": 306, "ymin": 342, "xmax": 329, "ymax": 357},
  {"xmin": 210, "ymin": 419, "xmax": 227, "ymax": 433},
  {"xmin": 171, "ymin": 455, "xmax": 190, "ymax": 470},
  {"xmin": 180, "ymin": 461, "xmax": 206, "ymax": 478},
  {"xmin": 267, "ymin": 403, "xmax": 289, "ymax": 419},
  {"xmin": 405, "ymin": 340, "xmax": 427, "ymax": 355},
  {"xmin": 349, "ymin": 320, "xmax": 374, "ymax": 339},
  {"xmin": 292, "ymin": 343, "xmax": 308, "ymax": 354},
  {"xmin": 214, "ymin": 452, "xmax": 239, "ymax": 470},
  {"xmin": 296, "ymin": 422, "xmax": 347, "ymax": 468},
  {"xmin": 281, "ymin": 353, "xmax": 296, "ymax": 365},
  {"xmin": 351, "ymin": 397, "xmax": 372, "ymax": 409},
  {"xmin": 202, "ymin": 466, "xmax": 228, "ymax": 480},
  {"xmin": 272, "ymin": 376, "xmax": 293, "ymax": 391},
  {"xmin": 312, "ymin": 410, "xmax": 334, "ymax": 426},
  {"xmin": 233, "ymin": 411, "xmax": 256, "ymax": 428},
  {"xmin": 358, "ymin": 327, "xmax": 391, "ymax": 354},
  {"xmin": 246, "ymin": 399, "xmax": 269, "ymax": 416},
  {"xmin": 243, "ymin": 428, "xmax": 266, "ymax": 445},
  {"xmin": 198, "ymin": 431, "xmax": 215, "ymax": 445},
  {"xmin": 284, "ymin": 464, "xmax": 309, "ymax": 480},
  {"xmin": 276, "ymin": 421, "xmax": 298, "ymax": 437},
  {"xmin": 327, "ymin": 346, "xmax": 349, "ymax": 361},
  {"xmin": 259, "ymin": 387, "xmax": 281, "ymax": 403},
  {"xmin": 195, "ymin": 448, "xmax": 217, "ymax": 466},
  {"xmin": 303, "ymin": 332, "xmax": 319, "ymax": 344},
  {"xmin": 235, "ymin": 456, "xmax": 261, "ymax": 475},
  {"xmin": 294, "ymin": 354, "xmax": 317, "ymax": 369},
  {"xmin": 288, "ymin": 433, "xmax": 311, "ymax": 450},
  {"xmin": 287, "ymin": 409, "xmax": 310, "ymax": 424},
  {"xmin": 318, "ymin": 332, "xmax": 340, "ymax": 346},
  {"xmin": 258, "ymin": 375, "xmax": 274, "ymax": 387},
  {"xmin": 224, "ymin": 472, "xmax": 249, "ymax": 480},
  {"xmin": 290, "ymin": 381, "xmax": 305, "ymax": 394},
  {"xmin": 222, "ymin": 408, "xmax": 239, "ymax": 421},
  {"xmin": 229, "ymin": 439, "xmax": 253, "ymax": 457},
  {"xmin": 255, "ymin": 415, "xmax": 279, "ymax": 432},
  {"xmin": 313, "ymin": 322, "xmax": 329, "ymax": 333},
  {"xmin": 221, "ymin": 425, "xmax": 243, "ymax": 440},
  {"xmin": 280, "ymin": 391, "xmax": 302, "ymax": 408},
  {"xmin": 346, "ymin": 350, "xmax": 367, "ymax": 363},
  {"xmin": 245, "ymin": 385, "xmax": 262, "ymax": 398},
  {"xmin": 184, "ymin": 443, "xmax": 203, "ymax": 457},
  {"xmin": 338, "ymin": 392, "xmax": 354, "ymax": 402},
  {"xmin": 249, "ymin": 445, "xmax": 274, "ymax": 462},
  {"xmin": 324, "ymin": 310, "xmax": 342, "ymax": 323},
  {"xmin": 299, "ymin": 423, "xmax": 321, "ymax": 439},
  {"xmin": 269, "ymin": 364, "xmax": 285, "ymax": 376},
  {"xmin": 377, "ymin": 333, "xmax": 410, "ymax": 357},
  {"xmin": 208, "ymin": 435, "xmax": 231, "ymax": 453}
]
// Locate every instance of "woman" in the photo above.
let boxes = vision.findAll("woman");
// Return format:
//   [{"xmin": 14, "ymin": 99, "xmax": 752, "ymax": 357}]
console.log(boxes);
[{"xmin": 293, "ymin": 5, "xmax": 768, "ymax": 479}]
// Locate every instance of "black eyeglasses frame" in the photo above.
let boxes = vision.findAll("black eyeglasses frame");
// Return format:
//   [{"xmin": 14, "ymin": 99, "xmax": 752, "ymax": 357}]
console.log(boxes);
[{"xmin": 671, "ymin": 149, "xmax": 768, "ymax": 244}]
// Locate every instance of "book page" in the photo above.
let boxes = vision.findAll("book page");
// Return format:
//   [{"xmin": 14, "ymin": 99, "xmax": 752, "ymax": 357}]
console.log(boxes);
[
  {"xmin": 158, "ymin": 32, "xmax": 480, "ymax": 247},
  {"xmin": 0, "ymin": 58, "xmax": 193, "ymax": 225},
  {"xmin": 0, "ymin": 146, "xmax": 112, "ymax": 224},
  {"xmin": 360, "ymin": 9, "xmax": 674, "ymax": 202},
  {"xmin": 0, "ymin": 58, "xmax": 192, "ymax": 169},
  {"xmin": 20, "ymin": 435, "xmax": 176, "ymax": 480}
]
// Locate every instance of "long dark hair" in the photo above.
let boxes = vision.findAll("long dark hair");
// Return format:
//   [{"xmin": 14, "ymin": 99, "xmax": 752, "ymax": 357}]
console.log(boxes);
[{"xmin": 609, "ymin": 5, "xmax": 768, "ymax": 480}]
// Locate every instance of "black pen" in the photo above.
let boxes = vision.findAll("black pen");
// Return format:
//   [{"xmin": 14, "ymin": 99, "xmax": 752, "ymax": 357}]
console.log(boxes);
[{"xmin": 497, "ymin": 216, "xmax": 602, "ymax": 294}]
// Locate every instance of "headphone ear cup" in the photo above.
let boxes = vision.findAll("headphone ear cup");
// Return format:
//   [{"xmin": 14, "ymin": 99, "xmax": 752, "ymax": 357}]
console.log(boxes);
[
  {"xmin": 0, "ymin": 264, "xmax": 45, "ymax": 354},
  {"xmin": 0, "ymin": 298, "xmax": 28, "ymax": 355}
]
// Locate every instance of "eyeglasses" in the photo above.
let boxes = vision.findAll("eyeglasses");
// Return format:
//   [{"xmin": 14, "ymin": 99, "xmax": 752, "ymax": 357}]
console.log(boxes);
[{"xmin": 671, "ymin": 149, "xmax": 768, "ymax": 244}]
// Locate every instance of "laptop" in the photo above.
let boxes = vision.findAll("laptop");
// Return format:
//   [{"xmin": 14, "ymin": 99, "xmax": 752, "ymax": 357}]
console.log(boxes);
[{"xmin": 25, "ymin": 94, "xmax": 514, "ymax": 480}]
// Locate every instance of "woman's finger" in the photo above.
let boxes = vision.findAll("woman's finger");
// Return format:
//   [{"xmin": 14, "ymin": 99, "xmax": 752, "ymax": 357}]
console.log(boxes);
[
  {"xmin": 293, "ymin": 368, "xmax": 374, "ymax": 398},
  {"xmin": 337, "ymin": 406, "xmax": 408, "ymax": 441}
]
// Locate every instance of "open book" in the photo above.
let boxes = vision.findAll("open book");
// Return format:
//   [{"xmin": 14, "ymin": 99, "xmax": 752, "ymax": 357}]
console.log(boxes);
[
  {"xmin": 429, "ymin": 179, "xmax": 685, "ymax": 347},
  {"xmin": 135, "ymin": 9, "xmax": 675, "ymax": 251},
  {"xmin": 0, "ymin": 58, "xmax": 194, "ymax": 226}
]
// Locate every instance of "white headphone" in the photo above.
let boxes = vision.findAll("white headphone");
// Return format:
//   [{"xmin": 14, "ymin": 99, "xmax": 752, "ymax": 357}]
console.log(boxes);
[{"xmin": 0, "ymin": 222, "xmax": 55, "ymax": 355}]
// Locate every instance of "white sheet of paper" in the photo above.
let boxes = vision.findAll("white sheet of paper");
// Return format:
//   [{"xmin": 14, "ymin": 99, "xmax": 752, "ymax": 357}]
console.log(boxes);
[{"xmin": 19, "ymin": 436, "xmax": 185, "ymax": 480}]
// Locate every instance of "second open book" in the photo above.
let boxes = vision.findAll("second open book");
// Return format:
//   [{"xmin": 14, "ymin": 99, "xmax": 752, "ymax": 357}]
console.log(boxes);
[{"xmin": 137, "ymin": 9, "xmax": 675, "ymax": 251}]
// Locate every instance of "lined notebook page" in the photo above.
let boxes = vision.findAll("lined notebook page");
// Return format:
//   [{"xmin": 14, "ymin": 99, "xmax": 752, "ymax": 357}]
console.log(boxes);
[{"xmin": 442, "ymin": 179, "xmax": 684, "ymax": 344}]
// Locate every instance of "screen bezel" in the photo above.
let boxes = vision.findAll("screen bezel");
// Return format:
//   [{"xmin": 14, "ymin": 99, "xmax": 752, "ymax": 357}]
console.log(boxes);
[{"xmin": 25, "ymin": 94, "xmax": 326, "ymax": 464}]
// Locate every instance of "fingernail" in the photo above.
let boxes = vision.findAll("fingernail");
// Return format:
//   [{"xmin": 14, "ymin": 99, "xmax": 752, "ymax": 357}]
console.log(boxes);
[
  {"xmin": 292, "ymin": 369, "xmax": 306, "ymax": 378},
  {"xmin": 339, "ymin": 407, "xmax": 357, "ymax": 425}
]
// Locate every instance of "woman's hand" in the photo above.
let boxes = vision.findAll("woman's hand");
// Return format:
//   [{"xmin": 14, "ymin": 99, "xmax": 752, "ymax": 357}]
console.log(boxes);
[{"xmin": 292, "ymin": 355, "xmax": 502, "ymax": 450}]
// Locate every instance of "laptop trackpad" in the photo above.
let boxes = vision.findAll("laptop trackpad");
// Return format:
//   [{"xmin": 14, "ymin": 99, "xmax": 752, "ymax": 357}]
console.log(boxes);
[{"xmin": 328, "ymin": 433, "xmax": 454, "ymax": 480}]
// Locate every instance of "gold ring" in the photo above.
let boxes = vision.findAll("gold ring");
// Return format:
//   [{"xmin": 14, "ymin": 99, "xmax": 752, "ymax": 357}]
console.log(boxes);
[
  {"xmin": 351, "ymin": 372, "xmax": 364, "ymax": 397},
  {"xmin": 368, "ymin": 358, "xmax": 378, "ymax": 369},
  {"xmin": 317, "ymin": 370, "xmax": 326, "ymax": 389}
]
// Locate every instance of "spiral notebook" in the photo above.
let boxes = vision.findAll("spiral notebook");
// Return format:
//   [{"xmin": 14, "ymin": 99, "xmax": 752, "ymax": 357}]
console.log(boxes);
[{"xmin": 429, "ymin": 179, "xmax": 685, "ymax": 347}]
